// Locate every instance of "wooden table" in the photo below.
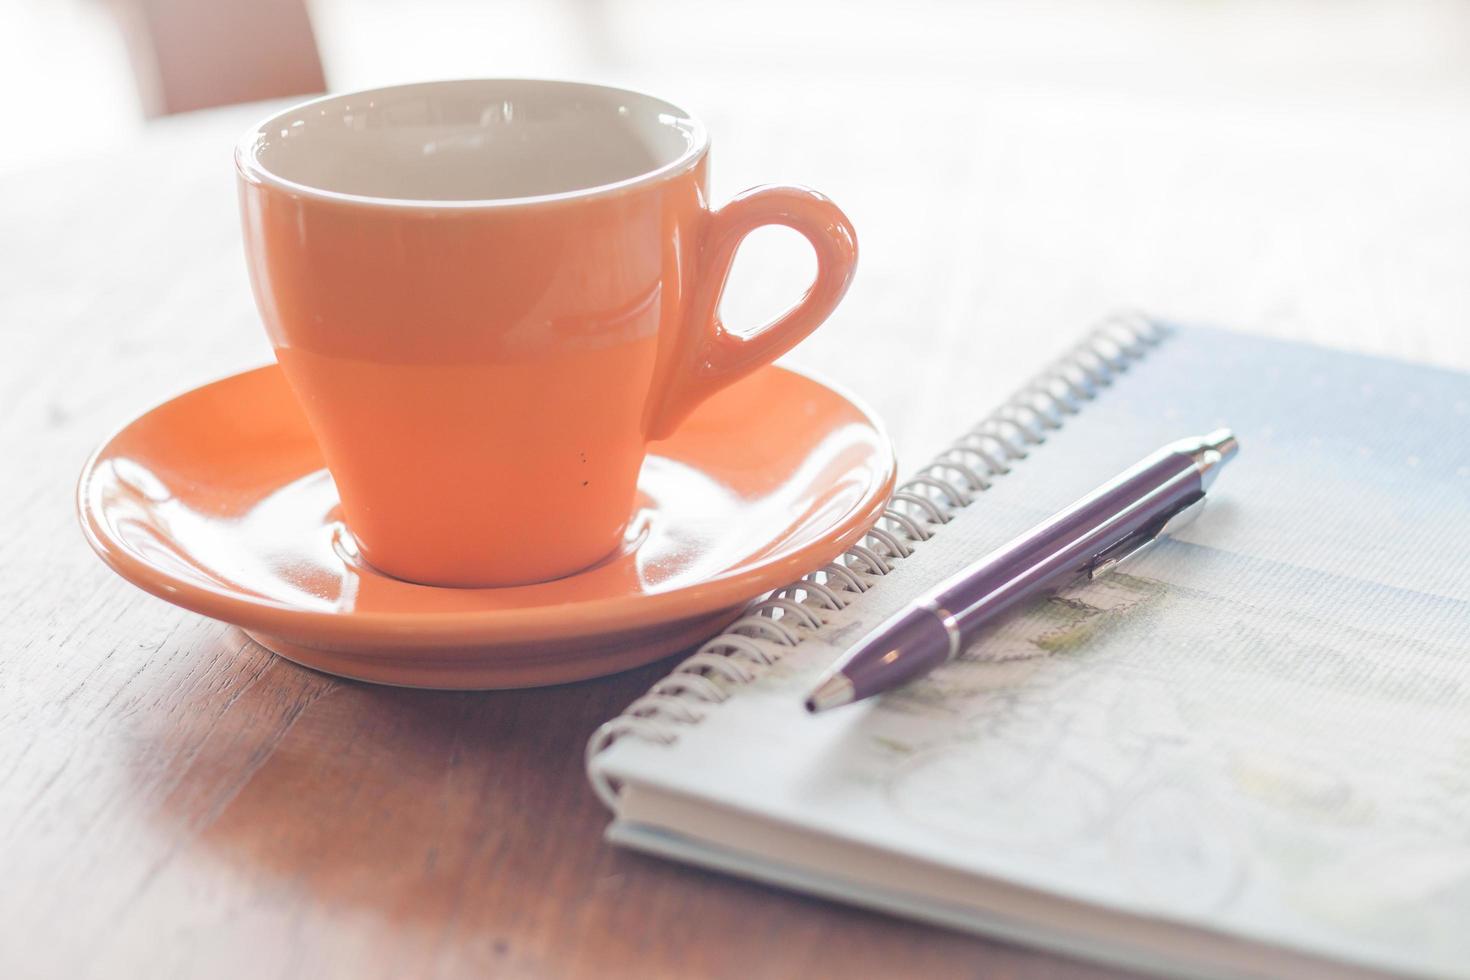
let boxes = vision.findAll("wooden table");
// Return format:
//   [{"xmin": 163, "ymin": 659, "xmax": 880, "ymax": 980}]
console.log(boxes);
[{"xmin": 4, "ymin": 43, "xmax": 1469, "ymax": 977}]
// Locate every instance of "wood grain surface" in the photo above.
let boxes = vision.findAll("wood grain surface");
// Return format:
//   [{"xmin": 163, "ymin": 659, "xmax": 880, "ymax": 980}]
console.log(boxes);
[{"xmin": 4, "ymin": 4, "xmax": 1470, "ymax": 976}]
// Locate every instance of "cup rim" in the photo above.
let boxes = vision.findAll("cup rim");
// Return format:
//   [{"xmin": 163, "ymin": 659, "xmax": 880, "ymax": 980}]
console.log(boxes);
[{"xmin": 235, "ymin": 78, "xmax": 711, "ymax": 210}]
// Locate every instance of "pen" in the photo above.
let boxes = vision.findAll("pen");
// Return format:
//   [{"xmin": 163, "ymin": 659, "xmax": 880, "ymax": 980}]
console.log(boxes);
[{"xmin": 804, "ymin": 429, "xmax": 1239, "ymax": 712}]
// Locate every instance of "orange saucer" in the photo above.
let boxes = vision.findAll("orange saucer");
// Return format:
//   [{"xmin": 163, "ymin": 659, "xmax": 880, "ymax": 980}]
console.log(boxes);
[{"xmin": 78, "ymin": 364, "xmax": 895, "ymax": 688}]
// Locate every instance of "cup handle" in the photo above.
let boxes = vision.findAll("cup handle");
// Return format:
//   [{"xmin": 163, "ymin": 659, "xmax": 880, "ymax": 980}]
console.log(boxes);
[{"xmin": 644, "ymin": 185, "xmax": 858, "ymax": 440}]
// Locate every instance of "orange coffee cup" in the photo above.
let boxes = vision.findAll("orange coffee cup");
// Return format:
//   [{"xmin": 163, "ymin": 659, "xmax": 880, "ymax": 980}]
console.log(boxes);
[{"xmin": 237, "ymin": 80, "xmax": 857, "ymax": 588}]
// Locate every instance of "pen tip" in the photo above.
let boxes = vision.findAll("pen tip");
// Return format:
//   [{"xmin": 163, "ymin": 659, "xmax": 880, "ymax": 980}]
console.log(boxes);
[{"xmin": 804, "ymin": 674, "xmax": 855, "ymax": 713}]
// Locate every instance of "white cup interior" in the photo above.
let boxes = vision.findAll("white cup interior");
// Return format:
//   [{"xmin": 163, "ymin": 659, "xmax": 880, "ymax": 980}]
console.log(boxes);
[{"xmin": 239, "ymin": 80, "xmax": 705, "ymax": 204}]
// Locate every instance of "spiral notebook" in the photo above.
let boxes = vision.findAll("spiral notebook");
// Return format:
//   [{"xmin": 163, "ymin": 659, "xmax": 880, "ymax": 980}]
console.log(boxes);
[{"xmin": 586, "ymin": 315, "xmax": 1470, "ymax": 980}]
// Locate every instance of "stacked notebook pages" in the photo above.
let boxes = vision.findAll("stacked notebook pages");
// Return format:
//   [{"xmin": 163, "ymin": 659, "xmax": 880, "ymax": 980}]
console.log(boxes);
[{"xmin": 588, "ymin": 314, "xmax": 1470, "ymax": 980}]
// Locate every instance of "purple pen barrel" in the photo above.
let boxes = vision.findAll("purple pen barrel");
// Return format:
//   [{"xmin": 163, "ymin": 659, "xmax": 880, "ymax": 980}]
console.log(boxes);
[
  {"xmin": 806, "ymin": 429, "xmax": 1238, "ymax": 711},
  {"xmin": 933, "ymin": 433, "xmax": 1228, "ymax": 630}
]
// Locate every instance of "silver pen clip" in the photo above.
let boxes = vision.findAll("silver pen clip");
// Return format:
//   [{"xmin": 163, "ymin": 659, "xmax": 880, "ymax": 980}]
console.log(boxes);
[{"xmin": 1088, "ymin": 495, "xmax": 1206, "ymax": 581}]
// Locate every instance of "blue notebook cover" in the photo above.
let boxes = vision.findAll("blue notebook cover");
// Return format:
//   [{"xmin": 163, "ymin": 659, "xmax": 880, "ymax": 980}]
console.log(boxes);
[{"xmin": 592, "ymin": 320, "xmax": 1470, "ymax": 979}]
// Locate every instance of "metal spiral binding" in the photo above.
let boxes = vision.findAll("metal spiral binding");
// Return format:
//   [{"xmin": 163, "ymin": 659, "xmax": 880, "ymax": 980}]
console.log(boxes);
[{"xmin": 587, "ymin": 312, "xmax": 1169, "ymax": 808}]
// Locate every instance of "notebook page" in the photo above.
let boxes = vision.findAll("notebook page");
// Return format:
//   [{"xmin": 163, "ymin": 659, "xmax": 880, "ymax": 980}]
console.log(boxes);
[{"xmin": 596, "ymin": 326, "xmax": 1470, "ymax": 977}]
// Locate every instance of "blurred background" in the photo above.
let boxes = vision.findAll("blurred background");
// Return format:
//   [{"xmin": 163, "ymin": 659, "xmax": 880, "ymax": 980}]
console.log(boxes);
[{"xmin": 5, "ymin": 0, "xmax": 1469, "ymax": 463}]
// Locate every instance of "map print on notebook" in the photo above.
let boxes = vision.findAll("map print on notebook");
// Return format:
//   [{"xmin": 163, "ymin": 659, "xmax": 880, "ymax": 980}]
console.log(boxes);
[{"xmin": 590, "ymin": 320, "xmax": 1470, "ymax": 980}]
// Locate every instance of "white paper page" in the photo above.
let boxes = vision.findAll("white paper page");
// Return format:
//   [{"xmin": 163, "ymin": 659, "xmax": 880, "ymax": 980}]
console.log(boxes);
[{"xmin": 597, "ymin": 326, "xmax": 1470, "ymax": 978}]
